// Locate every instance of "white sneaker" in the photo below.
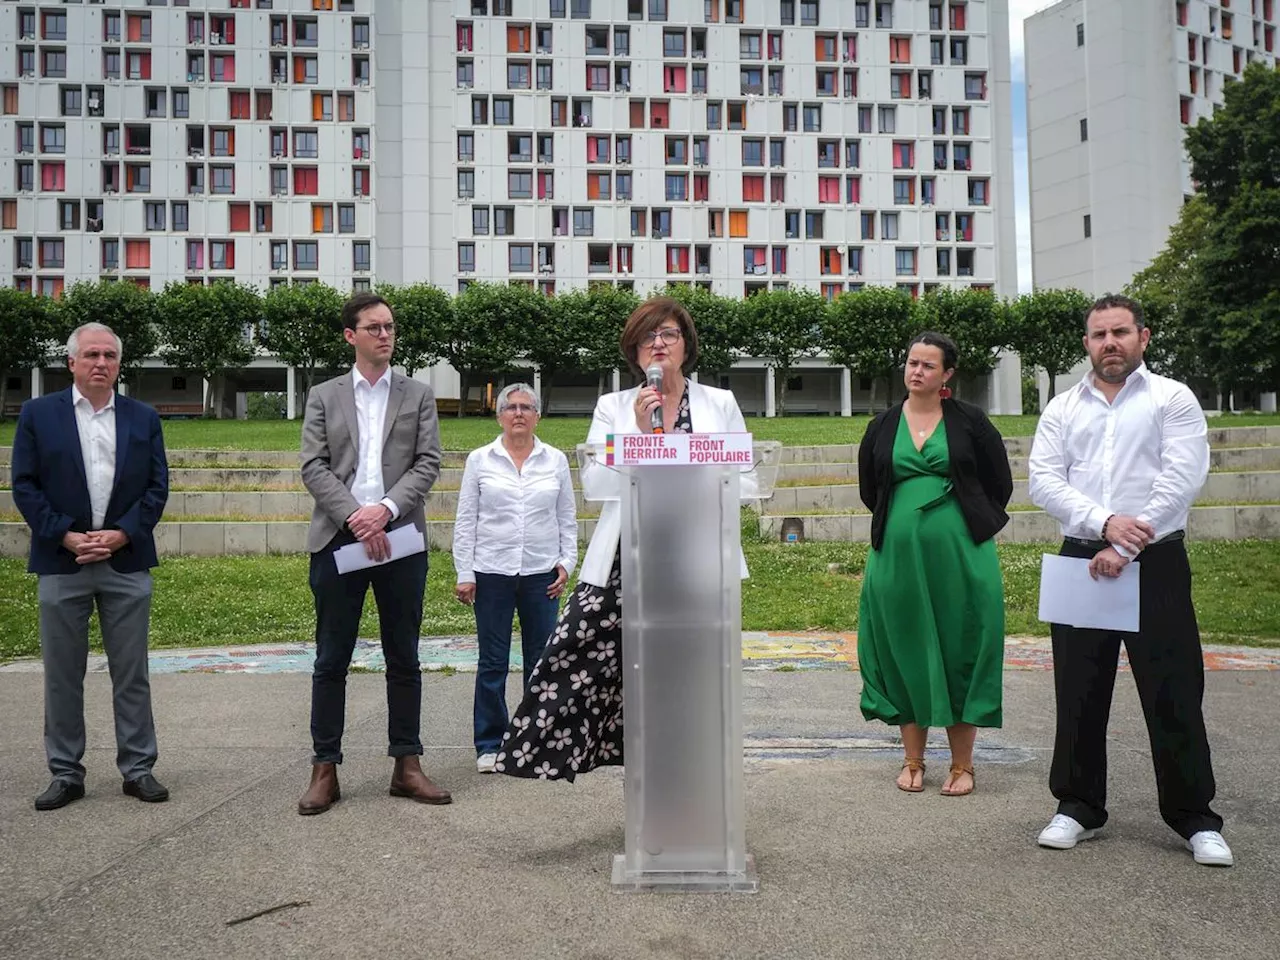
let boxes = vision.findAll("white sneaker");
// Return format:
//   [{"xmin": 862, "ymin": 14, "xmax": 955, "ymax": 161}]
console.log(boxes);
[
  {"xmin": 1037, "ymin": 814, "xmax": 1099, "ymax": 850},
  {"xmin": 476, "ymin": 753, "xmax": 498, "ymax": 774},
  {"xmin": 1186, "ymin": 830, "xmax": 1234, "ymax": 867}
]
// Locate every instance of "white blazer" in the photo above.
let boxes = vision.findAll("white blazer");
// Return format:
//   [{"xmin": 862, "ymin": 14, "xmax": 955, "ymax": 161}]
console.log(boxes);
[{"xmin": 578, "ymin": 380, "xmax": 750, "ymax": 587}]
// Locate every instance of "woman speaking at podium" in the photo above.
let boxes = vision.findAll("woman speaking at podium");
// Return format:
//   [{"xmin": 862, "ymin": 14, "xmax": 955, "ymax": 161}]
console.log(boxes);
[
  {"xmin": 497, "ymin": 297, "xmax": 747, "ymax": 782},
  {"xmin": 856, "ymin": 331, "xmax": 1012, "ymax": 797}
]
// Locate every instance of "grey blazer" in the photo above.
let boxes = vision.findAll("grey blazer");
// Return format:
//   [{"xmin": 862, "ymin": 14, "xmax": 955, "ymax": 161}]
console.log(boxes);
[{"xmin": 300, "ymin": 371, "xmax": 443, "ymax": 553}]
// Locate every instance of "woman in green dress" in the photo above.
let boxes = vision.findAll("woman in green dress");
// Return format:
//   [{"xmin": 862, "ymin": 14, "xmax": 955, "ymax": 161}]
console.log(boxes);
[{"xmin": 856, "ymin": 332, "xmax": 1013, "ymax": 796}]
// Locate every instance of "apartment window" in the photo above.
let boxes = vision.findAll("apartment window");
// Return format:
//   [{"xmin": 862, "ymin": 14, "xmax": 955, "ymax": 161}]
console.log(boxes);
[
  {"xmin": 472, "ymin": 206, "xmax": 490, "ymax": 236},
  {"xmin": 1080, "ymin": 118, "xmax": 1088, "ymax": 142},
  {"xmin": 936, "ymin": 248, "xmax": 951, "ymax": 276},
  {"xmin": 953, "ymin": 108, "xmax": 970, "ymax": 135},
  {"xmin": 508, "ymin": 62, "xmax": 531, "ymax": 89},
  {"xmin": 965, "ymin": 73, "xmax": 987, "ymax": 101},
  {"xmin": 784, "ymin": 210, "xmax": 800, "ymax": 238},
  {"xmin": 663, "ymin": 29, "xmax": 686, "ymax": 57},
  {"xmin": 458, "ymin": 169, "xmax": 475, "ymax": 199},
  {"xmin": 294, "ymin": 167, "xmax": 319, "ymax": 196},
  {"xmin": 100, "ymin": 239, "xmax": 118, "ymax": 271},
  {"xmin": 882, "ymin": 212, "xmax": 899, "ymax": 240},
  {"xmin": 311, "ymin": 205, "xmax": 333, "ymax": 234},
  {"xmin": 893, "ymin": 177, "xmax": 914, "ymax": 204},
  {"xmin": 781, "ymin": 1, "xmax": 796, "ymax": 24},
  {"xmin": 173, "ymin": 90, "xmax": 190, "ymax": 119},
  {"xmin": 269, "ymin": 241, "xmax": 286, "ymax": 270},
  {"xmin": 60, "ymin": 87, "xmax": 81, "ymax": 117},
  {"xmin": 40, "ymin": 239, "xmax": 66, "ymax": 269},
  {"xmin": 509, "ymin": 170, "xmax": 533, "ymax": 199},
  {"xmin": 509, "ymin": 243, "xmax": 533, "ymax": 272},
  {"xmin": 537, "ymin": 62, "xmax": 554, "ymax": 89},
  {"xmin": 187, "ymin": 164, "xmax": 205, "ymax": 195},
  {"xmin": 458, "ymin": 60, "xmax": 474, "ymax": 87},
  {"xmin": 353, "ymin": 242, "xmax": 371, "ymax": 272},
  {"xmin": 742, "ymin": 139, "xmax": 763, "ymax": 166},
  {"xmin": 573, "ymin": 208, "xmax": 595, "ymax": 236},
  {"xmin": 495, "ymin": 207, "xmax": 515, "ymax": 236},
  {"xmin": 968, "ymin": 178, "xmax": 988, "ymax": 205},
  {"xmin": 895, "ymin": 248, "xmax": 916, "ymax": 276},
  {"xmin": 950, "ymin": 37, "xmax": 967, "ymax": 65},
  {"xmin": 805, "ymin": 211, "xmax": 824, "ymax": 239},
  {"xmin": 337, "ymin": 204, "xmax": 355, "ymax": 234},
  {"xmin": 1083, "ymin": 214, "xmax": 1091, "ymax": 238},
  {"xmin": 210, "ymin": 240, "xmax": 235, "ymax": 270},
  {"xmin": 801, "ymin": 1, "xmax": 820, "ymax": 26},
  {"xmin": 294, "ymin": 241, "xmax": 319, "ymax": 271},
  {"xmin": 494, "ymin": 97, "xmax": 513, "ymax": 125},
  {"xmin": 458, "ymin": 242, "xmax": 476, "ymax": 273},
  {"xmin": 145, "ymin": 202, "xmax": 166, "ymax": 231},
  {"xmin": 803, "ymin": 105, "xmax": 822, "ymax": 132},
  {"xmin": 879, "ymin": 106, "xmax": 896, "ymax": 133},
  {"xmin": 770, "ymin": 139, "xmax": 786, "ymax": 167},
  {"xmin": 58, "ymin": 202, "xmax": 78, "ymax": 231},
  {"xmin": 173, "ymin": 202, "xmax": 189, "ymax": 232},
  {"xmin": 1077, "ymin": 23, "xmax": 1084, "ymax": 46},
  {"xmin": 707, "ymin": 102, "xmax": 722, "ymax": 129},
  {"xmin": 665, "ymin": 173, "xmax": 687, "ymax": 201}
]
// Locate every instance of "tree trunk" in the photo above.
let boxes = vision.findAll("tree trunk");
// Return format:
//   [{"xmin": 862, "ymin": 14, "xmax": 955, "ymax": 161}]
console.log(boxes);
[
  {"xmin": 776, "ymin": 367, "xmax": 789, "ymax": 417},
  {"xmin": 457, "ymin": 370, "xmax": 470, "ymax": 417},
  {"xmin": 202, "ymin": 373, "xmax": 215, "ymax": 418},
  {"xmin": 597, "ymin": 372, "xmax": 608, "ymax": 399},
  {"xmin": 540, "ymin": 373, "xmax": 555, "ymax": 417},
  {"xmin": 1046, "ymin": 368, "xmax": 1058, "ymax": 402}
]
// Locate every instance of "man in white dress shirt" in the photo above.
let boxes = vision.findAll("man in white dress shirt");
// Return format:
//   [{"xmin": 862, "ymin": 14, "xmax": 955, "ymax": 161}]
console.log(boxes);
[
  {"xmin": 297, "ymin": 293, "xmax": 448, "ymax": 814},
  {"xmin": 11, "ymin": 323, "xmax": 170, "ymax": 810},
  {"xmin": 1028, "ymin": 294, "xmax": 1231, "ymax": 867}
]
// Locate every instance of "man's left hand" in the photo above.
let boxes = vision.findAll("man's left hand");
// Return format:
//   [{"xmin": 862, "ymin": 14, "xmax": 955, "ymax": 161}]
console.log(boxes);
[
  {"xmin": 347, "ymin": 504, "xmax": 391, "ymax": 541},
  {"xmin": 1088, "ymin": 546, "xmax": 1130, "ymax": 580},
  {"xmin": 87, "ymin": 529, "xmax": 129, "ymax": 553}
]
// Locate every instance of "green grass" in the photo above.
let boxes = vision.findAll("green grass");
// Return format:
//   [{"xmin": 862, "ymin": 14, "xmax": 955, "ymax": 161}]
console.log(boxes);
[
  {"xmin": 4, "ymin": 411, "xmax": 1279, "ymax": 453},
  {"xmin": 2, "ymin": 539, "xmax": 1278, "ymax": 661}
]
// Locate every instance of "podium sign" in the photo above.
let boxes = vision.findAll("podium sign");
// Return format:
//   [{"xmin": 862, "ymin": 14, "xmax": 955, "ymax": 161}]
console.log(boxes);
[{"xmin": 613, "ymin": 432, "xmax": 758, "ymax": 893}]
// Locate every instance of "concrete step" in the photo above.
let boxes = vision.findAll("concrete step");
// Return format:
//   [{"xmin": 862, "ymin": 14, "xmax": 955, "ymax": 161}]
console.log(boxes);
[{"xmin": 4, "ymin": 502, "xmax": 1280, "ymax": 559}]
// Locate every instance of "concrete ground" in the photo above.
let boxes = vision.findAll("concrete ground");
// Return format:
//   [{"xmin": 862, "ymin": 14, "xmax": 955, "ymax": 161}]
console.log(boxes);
[{"xmin": 0, "ymin": 667, "xmax": 1276, "ymax": 960}]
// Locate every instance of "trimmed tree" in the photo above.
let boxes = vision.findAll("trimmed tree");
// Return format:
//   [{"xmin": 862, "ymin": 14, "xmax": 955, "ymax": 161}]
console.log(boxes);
[
  {"xmin": 377, "ymin": 282, "xmax": 453, "ymax": 379},
  {"xmin": 823, "ymin": 286, "xmax": 920, "ymax": 412},
  {"xmin": 915, "ymin": 287, "xmax": 1009, "ymax": 399},
  {"xmin": 155, "ymin": 281, "xmax": 260, "ymax": 417},
  {"xmin": 52, "ymin": 279, "xmax": 159, "ymax": 388},
  {"xmin": 662, "ymin": 284, "xmax": 742, "ymax": 379},
  {"xmin": 0, "ymin": 288, "xmax": 51, "ymax": 419},
  {"xmin": 553, "ymin": 285, "xmax": 639, "ymax": 397},
  {"xmin": 445, "ymin": 282, "xmax": 525, "ymax": 416},
  {"xmin": 257, "ymin": 282, "xmax": 348, "ymax": 401},
  {"xmin": 738, "ymin": 288, "xmax": 826, "ymax": 415},
  {"xmin": 1006, "ymin": 288, "xmax": 1092, "ymax": 405}
]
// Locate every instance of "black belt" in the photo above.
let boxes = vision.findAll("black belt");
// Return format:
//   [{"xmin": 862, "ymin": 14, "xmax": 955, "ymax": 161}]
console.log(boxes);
[{"xmin": 1063, "ymin": 529, "xmax": 1185, "ymax": 552}]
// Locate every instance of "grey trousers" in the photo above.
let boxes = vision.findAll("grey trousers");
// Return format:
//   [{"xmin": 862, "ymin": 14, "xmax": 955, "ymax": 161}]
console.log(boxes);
[{"xmin": 38, "ymin": 563, "xmax": 158, "ymax": 785}]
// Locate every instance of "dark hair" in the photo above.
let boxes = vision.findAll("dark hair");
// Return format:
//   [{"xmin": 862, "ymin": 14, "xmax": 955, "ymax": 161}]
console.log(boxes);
[
  {"xmin": 1085, "ymin": 294, "xmax": 1146, "ymax": 331},
  {"xmin": 341, "ymin": 292, "xmax": 392, "ymax": 331},
  {"xmin": 908, "ymin": 330, "xmax": 958, "ymax": 371},
  {"xmin": 619, "ymin": 296, "xmax": 700, "ymax": 378}
]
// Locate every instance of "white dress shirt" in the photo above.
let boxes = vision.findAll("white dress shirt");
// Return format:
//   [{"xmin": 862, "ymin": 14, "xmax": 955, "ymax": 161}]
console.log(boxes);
[
  {"xmin": 1028, "ymin": 364, "xmax": 1209, "ymax": 553},
  {"xmin": 71, "ymin": 385, "xmax": 116, "ymax": 530},
  {"xmin": 452, "ymin": 436, "xmax": 577, "ymax": 583},
  {"xmin": 350, "ymin": 366, "xmax": 399, "ymax": 519}
]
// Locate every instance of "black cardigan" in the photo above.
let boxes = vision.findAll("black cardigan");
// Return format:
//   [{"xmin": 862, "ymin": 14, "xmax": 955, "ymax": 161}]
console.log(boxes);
[{"xmin": 858, "ymin": 398, "xmax": 1014, "ymax": 550}]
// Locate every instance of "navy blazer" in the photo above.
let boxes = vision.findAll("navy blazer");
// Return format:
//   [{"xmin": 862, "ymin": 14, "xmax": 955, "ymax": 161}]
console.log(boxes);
[
  {"xmin": 858, "ymin": 398, "xmax": 1013, "ymax": 551},
  {"xmin": 11, "ymin": 388, "xmax": 169, "ymax": 575}
]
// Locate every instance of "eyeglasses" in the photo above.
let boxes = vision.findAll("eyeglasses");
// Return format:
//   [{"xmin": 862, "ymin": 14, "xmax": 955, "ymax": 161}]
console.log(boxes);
[
  {"xmin": 641, "ymin": 327, "xmax": 682, "ymax": 346},
  {"xmin": 357, "ymin": 322, "xmax": 396, "ymax": 337},
  {"xmin": 501, "ymin": 403, "xmax": 538, "ymax": 414}
]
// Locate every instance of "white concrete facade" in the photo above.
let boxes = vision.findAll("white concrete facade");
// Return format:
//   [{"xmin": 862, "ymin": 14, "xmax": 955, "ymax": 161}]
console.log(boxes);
[
  {"xmin": 1025, "ymin": 0, "xmax": 1277, "ymax": 296},
  {"xmin": 0, "ymin": 0, "xmax": 1024, "ymax": 414}
]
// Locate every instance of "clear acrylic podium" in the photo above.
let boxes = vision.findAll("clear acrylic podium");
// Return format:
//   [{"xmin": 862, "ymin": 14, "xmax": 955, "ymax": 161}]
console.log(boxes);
[{"xmin": 578, "ymin": 437, "xmax": 781, "ymax": 894}]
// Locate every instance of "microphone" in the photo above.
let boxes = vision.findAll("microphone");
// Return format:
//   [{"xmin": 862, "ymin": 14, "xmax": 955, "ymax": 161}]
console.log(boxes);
[{"xmin": 645, "ymin": 364, "xmax": 664, "ymax": 434}]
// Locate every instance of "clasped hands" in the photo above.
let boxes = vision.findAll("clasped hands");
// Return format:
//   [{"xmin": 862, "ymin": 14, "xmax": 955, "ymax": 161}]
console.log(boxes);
[
  {"xmin": 1089, "ymin": 514, "xmax": 1156, "ymax": 580},
  {"xmin": 347, "ymin": 503, "xmax": 393, "ymax": 561},
  {"xmin": 62, "ymin": 529, "xmax": 129, "ymax": 565}
]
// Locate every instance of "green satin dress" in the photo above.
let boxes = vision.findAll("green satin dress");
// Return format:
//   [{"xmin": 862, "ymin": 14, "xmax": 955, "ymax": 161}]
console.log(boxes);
[{"xmin": 857, "ymin": 415, "xmax": 1005, "ymax": 728}]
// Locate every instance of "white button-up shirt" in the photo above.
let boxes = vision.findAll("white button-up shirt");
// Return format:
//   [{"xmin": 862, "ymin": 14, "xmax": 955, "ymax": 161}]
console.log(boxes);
[
  {"xmin": 1028, "ymin": 364, "xmax": 1209, "ymax": 553},
  {"xmin": 452, "ymin": 436, "xmax": 577, "ymax": 583},
  {"xmin": 350, "ymin": 366, "xmax": 399, "ymax": 519},
  {"xmin": 71, "ymin": 385, "xmax": 116, "ymax": 530}
]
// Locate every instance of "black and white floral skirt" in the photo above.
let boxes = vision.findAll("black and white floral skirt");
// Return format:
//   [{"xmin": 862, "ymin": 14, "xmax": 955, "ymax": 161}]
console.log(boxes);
[{"xmin": 496, "ymin": 554, "xmax": 624, "ymax": 782}]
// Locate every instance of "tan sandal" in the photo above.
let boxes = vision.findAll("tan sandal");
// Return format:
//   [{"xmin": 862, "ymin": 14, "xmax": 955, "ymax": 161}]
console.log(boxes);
[
  {"xmin": 941, "ymin": 764, "xmax": 975, "ymax": 797},
  {"xmin": 897, "ymin": 757, "xmax": 926, "ymax": 793}
]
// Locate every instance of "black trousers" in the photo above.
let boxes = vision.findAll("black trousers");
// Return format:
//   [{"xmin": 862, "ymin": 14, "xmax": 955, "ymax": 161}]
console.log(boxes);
[
  {"xmin": 309, "ymin": 530, "xmax": 427, "ymax": 765},
  {"xmin": 1050, "ymin": 537, "xmax": 1222, "ymax": 839}
]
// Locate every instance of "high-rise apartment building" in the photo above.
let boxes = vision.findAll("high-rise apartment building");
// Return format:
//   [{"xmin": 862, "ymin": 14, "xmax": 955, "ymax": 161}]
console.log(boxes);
[
  {"xmin": 1025, "ymin": 0, "xmax": 1277, "ymax": 295},
  {"xmin": 1, "ymin": 0, "xmax": 1022, "ymax": 415}
]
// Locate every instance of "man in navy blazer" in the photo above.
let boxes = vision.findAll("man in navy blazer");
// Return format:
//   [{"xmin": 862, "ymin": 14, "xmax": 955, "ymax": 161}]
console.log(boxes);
[{"xmin": 11, "ymin": 323, "xmax": 170, "ymax": 811}]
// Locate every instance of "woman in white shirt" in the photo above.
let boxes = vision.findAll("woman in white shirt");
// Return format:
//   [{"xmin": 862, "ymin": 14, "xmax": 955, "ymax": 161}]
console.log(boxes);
[
  {"xmin": 452, "ymin": 383, "xmax": 577, "ymax": 774},
  {"xmin": 496, "ymin": 297, "xmax": 748, "ymax": 782}
]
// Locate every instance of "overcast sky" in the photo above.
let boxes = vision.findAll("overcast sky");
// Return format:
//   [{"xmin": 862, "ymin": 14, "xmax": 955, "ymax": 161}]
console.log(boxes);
[{"xmin": 1007, "ymin": 0, "xmax": 1052, "ymax": 291}]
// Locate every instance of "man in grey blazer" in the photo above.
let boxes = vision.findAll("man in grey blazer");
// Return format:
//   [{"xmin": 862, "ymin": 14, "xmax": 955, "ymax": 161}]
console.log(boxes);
[{"xmin": 296, "ymin": 292, "xmax": 449, "ymax": 814}]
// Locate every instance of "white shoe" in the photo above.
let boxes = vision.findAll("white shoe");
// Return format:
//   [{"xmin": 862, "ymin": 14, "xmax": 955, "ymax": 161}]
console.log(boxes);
[
  {"xmin": 1037, "ymin": 814, "xmax": 1099, "ymax": 850},
  {"xmin": 476, "ymin": 752, "xmax": 498, "ymax": 774},
  {"xmin": 1186, "ymin": 830, "xmax": 1234, "ymax": 867}
]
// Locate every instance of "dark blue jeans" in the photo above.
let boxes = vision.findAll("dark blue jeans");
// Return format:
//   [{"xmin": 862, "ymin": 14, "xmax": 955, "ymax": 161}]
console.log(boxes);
[
  {"xmin": 473, "ymin": 569, "xmax": 559, "ymax": 755},
  {"xmin": 309, "ymin": 533, "xmax": 427, "ymax": 765}
]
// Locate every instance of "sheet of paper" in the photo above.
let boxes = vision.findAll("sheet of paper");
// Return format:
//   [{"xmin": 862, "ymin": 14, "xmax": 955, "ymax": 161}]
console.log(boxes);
[
  {"xmin": 333, "ymin": 523, "xmax": 426, "ymax": 575},
  {"xmin": 1037, "ymin": 553, "xmax": 1141, "ymax": 633}
]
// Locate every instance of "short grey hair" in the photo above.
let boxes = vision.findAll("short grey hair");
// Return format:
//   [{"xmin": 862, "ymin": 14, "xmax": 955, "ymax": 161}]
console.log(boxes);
[
  {"xmin": 496, "ymin": 382, "xmax": 539, "ymax": 415},
  {"xmin": 67, "ymin": 323, "xmax": 123, "ymax": 360}
]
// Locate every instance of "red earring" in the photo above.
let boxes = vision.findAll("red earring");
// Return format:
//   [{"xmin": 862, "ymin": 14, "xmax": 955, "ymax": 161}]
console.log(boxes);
[{"xmin": 939, "ymin": 384, "xmax": 952, "ymax": 400}]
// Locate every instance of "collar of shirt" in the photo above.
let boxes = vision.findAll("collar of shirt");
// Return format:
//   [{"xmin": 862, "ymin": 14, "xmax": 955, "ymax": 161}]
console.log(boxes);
[
  {"xmin": 71, "ymin": 384, "xmax": 116, "ymax": 414},
  {"xmin": 1079, "ymin": 362, "xmax": 1150, "ymax": 405},
  {"xmin": 351, "ymin": 365, "xmax": 392, "ymax": 393},
  {"xmin": 486, "ymin": 434, "xmax": 547, "ymax": 467}
]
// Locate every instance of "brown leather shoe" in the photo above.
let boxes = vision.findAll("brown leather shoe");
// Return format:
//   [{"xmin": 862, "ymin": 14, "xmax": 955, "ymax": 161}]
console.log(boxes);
[
  {"xmin": 297, "ymin": 762, "xmax": 340, "ymax": 816},
  {"xmin": 389, "ymin": 755, "xmax": 452, "ymax": 805}
]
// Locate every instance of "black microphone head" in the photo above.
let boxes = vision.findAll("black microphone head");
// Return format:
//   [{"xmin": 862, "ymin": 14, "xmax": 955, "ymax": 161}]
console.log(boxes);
[{"xmin": 645, "ymin": 364, "xmax": 663, "ymax": 388}]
